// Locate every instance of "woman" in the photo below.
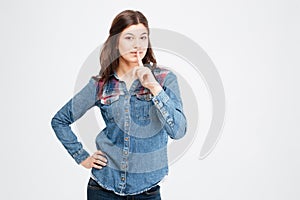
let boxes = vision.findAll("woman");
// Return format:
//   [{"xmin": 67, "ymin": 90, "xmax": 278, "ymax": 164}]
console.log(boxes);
[{"xmin": 51, "ymin": 9, "xmax": 187, "ymax": 199}]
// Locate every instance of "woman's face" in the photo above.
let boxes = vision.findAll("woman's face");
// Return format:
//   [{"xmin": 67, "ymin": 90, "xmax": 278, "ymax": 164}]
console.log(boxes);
[{"xmin": 118, "ymin": 23, "xmax": 149, "ymax": 65}]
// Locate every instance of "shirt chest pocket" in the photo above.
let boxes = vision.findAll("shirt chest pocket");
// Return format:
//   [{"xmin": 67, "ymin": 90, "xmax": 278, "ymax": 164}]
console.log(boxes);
[
  {"xmin": 100, "ymin": 91, "xmax": 122, "ymax": 122},
  {"xmin": 131, "ymin": 91, "xmax": 154, "ymax": 124}
]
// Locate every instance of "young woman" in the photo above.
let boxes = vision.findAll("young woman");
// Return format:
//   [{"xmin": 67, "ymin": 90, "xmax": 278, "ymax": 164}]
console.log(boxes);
[{"xmin": 51, "ymin": 9, "xmax": 187, "ymax": 200}]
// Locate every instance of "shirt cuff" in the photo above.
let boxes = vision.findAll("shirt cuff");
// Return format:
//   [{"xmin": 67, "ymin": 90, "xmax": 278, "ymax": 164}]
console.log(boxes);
[
  {"xmin": 152, "ymin": 90, "xmax": 176, "ymax": 127},
  {"xmin": 73, "ymin": 148, "xmax": 90, "ymax": 164},
  {"xmin": 152, "ymin": 89, "xmax": 170, "ymax": 109}
]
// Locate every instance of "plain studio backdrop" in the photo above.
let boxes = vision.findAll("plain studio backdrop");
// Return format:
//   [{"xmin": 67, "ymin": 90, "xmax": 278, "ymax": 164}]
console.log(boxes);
[{"xmin": 1, "ymin": 0, "xmax": 299, "ymax": 199}]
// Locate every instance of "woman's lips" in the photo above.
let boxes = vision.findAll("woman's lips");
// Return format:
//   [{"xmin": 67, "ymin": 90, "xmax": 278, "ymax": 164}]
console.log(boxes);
[
  {"xmin": 130, "ymin": 51, "xmax": 142, "ymax": 56},
  {"xmin": 131, "ymin": 51, "xmax": 141, "ymax": 53}
]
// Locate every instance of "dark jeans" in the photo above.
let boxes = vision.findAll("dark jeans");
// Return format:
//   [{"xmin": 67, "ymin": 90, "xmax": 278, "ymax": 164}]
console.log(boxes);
[{"xmin": 87, "ymin": 177, "xmax": 161, "ymax": 200}]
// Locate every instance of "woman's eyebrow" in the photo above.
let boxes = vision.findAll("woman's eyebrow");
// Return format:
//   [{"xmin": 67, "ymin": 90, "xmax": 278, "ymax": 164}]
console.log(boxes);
[{"xmin": 124, "ymin": 32, "xmax": 148, "ymax": 36}]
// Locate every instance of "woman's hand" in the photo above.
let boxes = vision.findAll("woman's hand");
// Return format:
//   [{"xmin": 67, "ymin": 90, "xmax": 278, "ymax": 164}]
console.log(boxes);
[
  {"xmin": 136, "ymin": 52, "xmax": 163, "ymax": 96},
  {"xmin": 80, "ymin": 150, "xmax": 107, "ymax": 169}
]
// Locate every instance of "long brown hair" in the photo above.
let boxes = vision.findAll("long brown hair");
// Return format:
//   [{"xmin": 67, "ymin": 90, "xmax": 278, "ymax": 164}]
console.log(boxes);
[{"xmin": 99, "ymin": 10, "xmax": 157, "ymax": 85}]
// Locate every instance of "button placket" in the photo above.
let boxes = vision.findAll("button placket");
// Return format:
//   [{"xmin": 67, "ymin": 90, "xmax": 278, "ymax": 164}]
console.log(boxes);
[
  {"xmin": 121, "ymin": 174, "xmax": 126, "ymax": 181},
  {"xmin": 119, "ymin": 94, "xmax": 130, "ymax": 191},
  {"xmin": 123, "ymin": 147, "xmax": 129, "ymax": 156}
]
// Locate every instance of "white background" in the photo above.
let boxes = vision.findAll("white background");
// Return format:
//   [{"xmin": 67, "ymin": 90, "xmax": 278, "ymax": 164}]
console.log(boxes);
[{"xmin": 1, "ymin": 0, "xmax": 299, "ymax": 199}]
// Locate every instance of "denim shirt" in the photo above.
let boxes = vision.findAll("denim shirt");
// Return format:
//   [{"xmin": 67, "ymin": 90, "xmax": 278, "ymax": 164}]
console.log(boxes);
[{"xmin": 51, "ymin": 64, "xmax": 187, "ymax": 195}]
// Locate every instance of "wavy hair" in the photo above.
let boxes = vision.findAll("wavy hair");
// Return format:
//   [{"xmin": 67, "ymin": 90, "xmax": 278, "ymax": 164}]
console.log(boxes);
[{"xmin": 98, "ymin": 10, "xmax": 157, "ymax": 85}]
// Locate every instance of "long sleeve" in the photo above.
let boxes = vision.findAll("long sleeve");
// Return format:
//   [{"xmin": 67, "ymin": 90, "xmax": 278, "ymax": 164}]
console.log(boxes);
[
  {"xmin": 51, "ymin": 78, "xmax": 99, "ymax": 164},
  {"xmin": 152, "ymin": 71, "xmax": 187, "ymax": 139}
]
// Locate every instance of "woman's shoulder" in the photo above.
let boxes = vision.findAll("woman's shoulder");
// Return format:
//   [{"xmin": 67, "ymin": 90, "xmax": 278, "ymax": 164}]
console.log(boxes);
[
  {"xmin": 91, "ymin": 74, "xmax": 102, "ymax": 82},
  {"xmin": 90, "ymin": 75, "xmax": 105, "ymax": 86},
  {"xmin": 146, "ymin": 63, "xmax": 176, "ymax": 84},
  {"xmin": 89, "ymin": 75, "xmax": 106, "ymax": 95},
  {"xmin": 89, "ymin": 75, "xmax": 106, "ymax": 100},
  {"xmin": 145, "ymin": 62, "xmax": 173, "ymax": 75}
]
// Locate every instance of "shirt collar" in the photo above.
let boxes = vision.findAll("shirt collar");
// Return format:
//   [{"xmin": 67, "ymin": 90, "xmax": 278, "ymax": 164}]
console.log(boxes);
[{"xmin": 109, "ymin": 70, "xmax": 120, "ymax": 81}]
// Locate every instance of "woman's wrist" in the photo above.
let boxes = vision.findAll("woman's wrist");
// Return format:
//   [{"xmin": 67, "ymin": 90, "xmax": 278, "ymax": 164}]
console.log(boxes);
[{"xmin": 149, "ymin": 84, "xmax": 163, "ymax": 96}]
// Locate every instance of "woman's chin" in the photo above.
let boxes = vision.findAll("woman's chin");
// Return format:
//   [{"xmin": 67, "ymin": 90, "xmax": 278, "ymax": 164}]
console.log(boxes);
[
  {"xmin": 127, "ymin": 58, "xmax": 139, "ymax": 65},
  {"xmin": 120, "ymin": 55, "xmax": 143, "ymax": 66}
]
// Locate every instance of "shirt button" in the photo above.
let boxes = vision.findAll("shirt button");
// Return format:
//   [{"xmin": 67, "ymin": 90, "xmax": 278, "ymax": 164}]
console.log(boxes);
[
  {"xmin": 124, "ymin": 137, "xmax": 129, "ymax": 141},
  {"xmin": 121, "ymin": 163, "xmax": 127, "ymax": 170},
  {"xmin": 121, "ymin": 177, "xmax": 125, "ymax": 181},
  {"xmin": 125, "ymin": 108, "xmax": 129, "ymax": 112}
]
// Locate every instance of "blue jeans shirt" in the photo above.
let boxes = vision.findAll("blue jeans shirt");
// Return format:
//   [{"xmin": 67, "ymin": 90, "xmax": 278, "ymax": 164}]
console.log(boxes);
[{"xmin": 51, "ymin": 64, "xmax": 187, "ymax": 195}]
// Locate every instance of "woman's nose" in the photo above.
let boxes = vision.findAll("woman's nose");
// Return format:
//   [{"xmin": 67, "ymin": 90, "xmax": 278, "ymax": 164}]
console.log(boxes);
[{"xmin": 133, "ymin": 38, "xmax": 141, "ymax": 48}]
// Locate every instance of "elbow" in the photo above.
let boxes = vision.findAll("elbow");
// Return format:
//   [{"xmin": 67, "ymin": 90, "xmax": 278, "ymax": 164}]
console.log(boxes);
[
  {"xmin": 50, "ymin": 115, "xmax": 59, "ymax": 129},
  {"xmin": 50, "ymin": 109, "xmax": 72, "ymax": 129},
  {"xmin": 50, "ymin": 116, "xmax": 60, "ymax": 139},
  {"xmin": 168, "ymin": 118, "xmax": 187, "ymax": 140},
  {"xmin": 171, "ymin": 125, "xmax": 187, "ymax": 140},
  {"xmin": 50, "ymin": 112, "xmax": 65, "ymax": 129},
  {"xmin": 170, "ymin": 108, "xmax": 187, "ymax": 140}
]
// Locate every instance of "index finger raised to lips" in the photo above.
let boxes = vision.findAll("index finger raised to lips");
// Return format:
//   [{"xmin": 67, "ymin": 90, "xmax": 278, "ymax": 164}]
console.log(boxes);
[{"xmin": 137, "ymin": 51, "xmax": 143, "ymax": 66}]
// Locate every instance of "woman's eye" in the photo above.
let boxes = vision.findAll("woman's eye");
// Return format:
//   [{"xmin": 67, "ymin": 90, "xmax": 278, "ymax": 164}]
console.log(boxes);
[
  {"xmin": 141, "ymin": 36, "xmax": 147, "ymax": 40},
  {"xmin": 125, "ymin": 37, "xmax": 134, "ymax": 40}
]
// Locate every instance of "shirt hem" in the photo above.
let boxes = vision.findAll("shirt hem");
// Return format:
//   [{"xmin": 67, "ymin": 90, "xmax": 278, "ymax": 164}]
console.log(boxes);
[{"xmin": 90, "ymin": 172, "xmax": 163, "ymax": 196}]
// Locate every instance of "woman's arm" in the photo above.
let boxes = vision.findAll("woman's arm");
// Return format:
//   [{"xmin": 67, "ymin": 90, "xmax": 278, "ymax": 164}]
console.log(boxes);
[
  {"xmin": 50, "ymin": 78, "xmax": 98, "ymax": 164},
  {"xmin": 151, "ymin": 71, "xmax": 187, "ymax": 139}
]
